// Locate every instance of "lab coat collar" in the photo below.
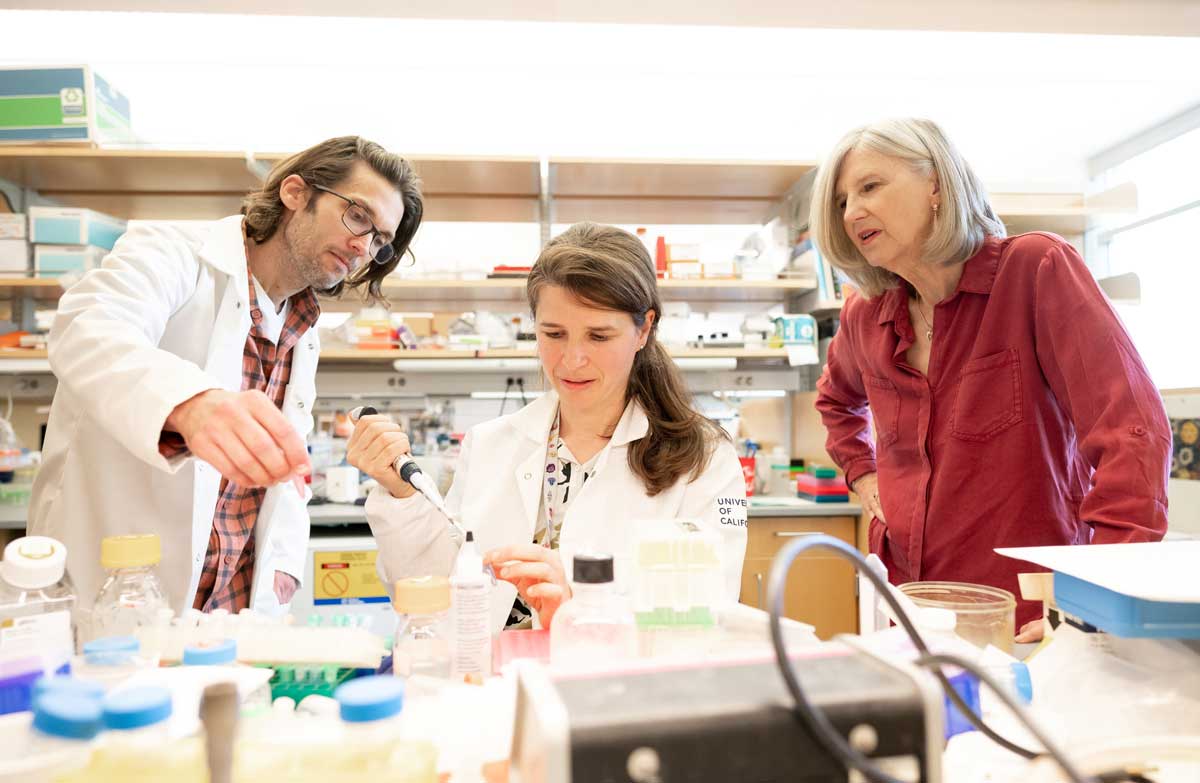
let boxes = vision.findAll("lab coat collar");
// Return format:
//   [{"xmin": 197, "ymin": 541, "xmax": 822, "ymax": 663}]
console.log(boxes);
[
  {"xmin": 197, "ymin": 215, "xmax": 251, "ymax": 280},
  {"xmin": 507, "ymin": 390, "xmax": 650, "ymax": 449}
]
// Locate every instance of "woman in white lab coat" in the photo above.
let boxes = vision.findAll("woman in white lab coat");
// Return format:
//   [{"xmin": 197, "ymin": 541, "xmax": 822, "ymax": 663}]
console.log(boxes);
[{"xmin": 348, "ymin": 223, "xmax": 749, "ymax": 631}]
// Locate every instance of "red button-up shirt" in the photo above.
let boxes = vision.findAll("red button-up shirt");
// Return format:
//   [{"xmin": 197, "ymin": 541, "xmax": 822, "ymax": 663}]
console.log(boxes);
[{"xmin": 816, "ymin": 233, "xmax": 1170, "ymax": 625}]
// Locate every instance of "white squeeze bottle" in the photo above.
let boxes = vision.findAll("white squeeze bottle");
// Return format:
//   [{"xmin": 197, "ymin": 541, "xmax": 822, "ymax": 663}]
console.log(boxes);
[{"xmin": 450, "ymin": 531, "xmax": 492, "ymax": 679}]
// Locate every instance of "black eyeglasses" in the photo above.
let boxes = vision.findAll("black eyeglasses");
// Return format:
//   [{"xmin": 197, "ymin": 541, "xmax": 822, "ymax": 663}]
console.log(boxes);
[{"xmin": 307, "ymin": 182, "xmax": 396, "ymax": 265}]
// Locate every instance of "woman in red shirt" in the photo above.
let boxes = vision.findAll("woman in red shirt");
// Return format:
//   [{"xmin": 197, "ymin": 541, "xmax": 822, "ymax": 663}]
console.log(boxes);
[{"xmin": 810, "ymin": 118, "xmax": 1170, "ymax": 639}]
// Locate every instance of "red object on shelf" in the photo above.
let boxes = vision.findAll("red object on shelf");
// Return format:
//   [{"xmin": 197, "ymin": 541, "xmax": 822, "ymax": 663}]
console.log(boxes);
[
  {"xmin": 493, "ymin": 628, "xmax": 550, "ymax": 671},
  {"xmin": 655, "ymin": 236, "xmax": 668, "ymax": 279}
]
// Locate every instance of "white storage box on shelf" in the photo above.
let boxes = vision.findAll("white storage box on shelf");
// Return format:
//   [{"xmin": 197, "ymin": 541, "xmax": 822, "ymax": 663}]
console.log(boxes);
[
  {"xmin": 34, "ymin": 244, "xmax": 105, "ymax": 277},
  {"xmin": 28, "ymin": 206, "xmax": 126, "ymax": 251}
]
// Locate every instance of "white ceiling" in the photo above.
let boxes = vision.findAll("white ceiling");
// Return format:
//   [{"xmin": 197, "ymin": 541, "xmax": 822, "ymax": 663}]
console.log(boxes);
[{"xmin": 2, "ymin": 9, "xmax": 1199, "ymax": 187}]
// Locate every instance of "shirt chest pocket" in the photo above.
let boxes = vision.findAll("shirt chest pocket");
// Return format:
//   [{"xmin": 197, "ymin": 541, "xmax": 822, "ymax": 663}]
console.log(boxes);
[
  {"xmin": 950, "ymin": 348, "xmax": 1023, "ymax": 442},
  {"xmin": 863, "ymin": 375, "xmax": 900, "ymax": 446}
]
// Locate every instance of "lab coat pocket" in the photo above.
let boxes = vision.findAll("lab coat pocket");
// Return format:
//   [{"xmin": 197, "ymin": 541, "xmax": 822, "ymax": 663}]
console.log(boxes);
[
  {"xmin": 868, "ymin": 517, "xmax": 887, "ymax": 555},
  {"xmin": 950, "ymin": 348, "xmax": 1023, "ymax": 442},
  {"xmin": 863, "ymin": 375, "xmax": 900, "ymax": 446}
]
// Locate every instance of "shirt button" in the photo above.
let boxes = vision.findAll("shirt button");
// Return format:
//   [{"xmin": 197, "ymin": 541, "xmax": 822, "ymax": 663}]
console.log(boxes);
[
  {"xmin": 1130, "ymin": 425, "xmax": 1146, "ymax": 436},
  {"xmin": 223, "ymin": 554, "xmax": 235, "ymax": 565},
  {"xmin": 524, "ymin": 472, "xmax": 533, "ymax": 480},
  {"xmin": 297, "ymin": 400, "xmax": 305, "ymax": 409}
]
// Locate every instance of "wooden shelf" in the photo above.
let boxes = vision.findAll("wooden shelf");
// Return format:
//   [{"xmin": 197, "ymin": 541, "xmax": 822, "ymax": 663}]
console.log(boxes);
[
  {"xmin": 992, "ymin": 183, "xmax": 1137, "ymax": 236},
  {"xmin": 319, "ymin": 347, "xmax": 789, "ymax": 362},
  {"xmin": 375, "ymin": 276, "xmax": 816, "ymax": 306},
  {"xmin": 0, "ymin": 278, "xmax": 67, "ymax": 301}
]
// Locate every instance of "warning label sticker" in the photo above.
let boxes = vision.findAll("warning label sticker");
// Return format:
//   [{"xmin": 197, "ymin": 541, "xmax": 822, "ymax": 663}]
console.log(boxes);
[{"xmin": 312, "ymin": 550, "xmax": 389, "ymax": 605}]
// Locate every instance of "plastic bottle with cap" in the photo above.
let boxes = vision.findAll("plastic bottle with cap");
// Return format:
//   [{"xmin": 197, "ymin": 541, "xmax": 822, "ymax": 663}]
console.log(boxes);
[
  {"xmin": 73, "ymin": 635, "xmax": 151, "ymax": 690},
  {"xmin": 90, "ymin": 534, "xmax": 169, "ymax": 642},
  {"xmin": 393, "ymin": 576, "xmax": 452, "ymax": 679},
  {"xmin": 0, "ymin": 535, "xmax": 76, "ymax": 681},
  {"xmin": 335, "ymin": 674, "xmax": 437, "ymax": 778},
  {"xmin": 180, "ymin": 638, "xmax": 272, "ymax": 712},
  {"xmin": 450, "ymin": 531, "xmax": 492, "ymax": 679},
  {"xmin": 73, "ymin": 685, "xmax": 206, "ymax": 783},
  {"xmin": 550, "ymin": 553, "xmax": 638, "ymax": 669},
  {"xmin": 0, "ymin": 692, "xmax": 103, "ymax": 780}
]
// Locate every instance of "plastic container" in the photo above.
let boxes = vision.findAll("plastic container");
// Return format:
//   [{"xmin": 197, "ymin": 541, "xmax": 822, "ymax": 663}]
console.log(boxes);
[
  {"xmin": 90, "ymin": 534, "xmax": 169, "ymax": 642},
  {"xmin": 551, "ymin": 554, "xmax": 637, "ymax": 669},
  {"xmin": 0, "ymin": 692, "xmax": 102, "ymax": 780},
  {"xmin": 0, "ymin": 535, "xmax": 76, "ymax": 693},
  {"xmin": 72, "ymin": 636, "xmax": 151, "ymax": 690},
  {"xmin": 32, "ymin": 675, "xmax": 105, "ymax": 709},
  {"xmin": 450, "ymin": 532, "xmax": 492, "ymax": 679},
  {"xmin": 66, "ymin": 686, "xmax": 207, "ymax": 783},
  {"xmin": 179, "ymin": 638, "xmax": 272, "ymax": 712},
  {"xmin": 393, "ymin": 577, "xmax": 452, "ymax": 679},
  {"xmin": 899, "ymin": 581, "xmax": 1017, "ymax": 653},
  {"xmin": 336, "ymin": 675, "xmax": 437, "ymax": 778}
]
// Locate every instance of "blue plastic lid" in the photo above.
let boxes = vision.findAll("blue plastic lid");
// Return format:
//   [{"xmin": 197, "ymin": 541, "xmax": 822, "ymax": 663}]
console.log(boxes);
[
  {"xmin": 1010, "ymin": 662, "xmax": 1034, "ymax": 704},
  {"xmin": 33, "ymin": 693, "xmax": 103, "ymax": 740},
  {"xmin": 83, "ymin": 635, "xmax": 139, "ymax": 665},
  {"xmin": 33, "ymin": 676, "xmax": 106, "ymax": 707},
  {"xmin": 335, "ymin": 675, "xmax": 404, "ymax": 723},
  {"xmin": 102, "ymin": 686, "xmax": 172, "ymax": 730},
  {"xmin": 181, "ymin": 638, "xmax": 237, "ymax": 666}
]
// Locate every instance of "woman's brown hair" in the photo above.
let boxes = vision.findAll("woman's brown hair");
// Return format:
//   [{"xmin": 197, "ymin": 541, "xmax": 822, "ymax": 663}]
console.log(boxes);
[
  {"xmin": 527, "ymin": 222, "xmax": 728, "ymax": 496},
  {"xmin": 242, "ymin": 135, "xmax": 423, "ymax": 304}
]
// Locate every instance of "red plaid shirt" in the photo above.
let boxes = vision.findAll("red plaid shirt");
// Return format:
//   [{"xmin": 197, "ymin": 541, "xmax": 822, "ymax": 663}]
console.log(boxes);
[{"xmin": 191, "ymin": 272, "xmax": 320, "ymax": 612}]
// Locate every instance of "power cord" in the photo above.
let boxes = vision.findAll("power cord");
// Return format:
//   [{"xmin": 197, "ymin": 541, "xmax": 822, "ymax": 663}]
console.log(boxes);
[
  {"xmin": 516, "ymin": 376, "xmax": 528, "ymax": 406},
  {"xmin": 497, "ymin": 377, "xmax": 514, "ymax": 416},
  {"xmin": 766, "ymin": 534, "xmax": 1094, "ymax": 783}
]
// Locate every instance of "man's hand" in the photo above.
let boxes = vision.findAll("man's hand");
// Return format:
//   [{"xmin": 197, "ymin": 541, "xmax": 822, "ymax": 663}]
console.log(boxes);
[
  {"xmin": 273, "ymin": 571, "xmax": 299, "ymax": 604},
  {"xmin": 1015, "ymin": 618, "xmax": 1045, "ymax": 644},
  {"xmin": 484, "ymin": 544, "xmax": 572, "ymax": 629},
  {"xmin": 166, "ymin": 389, "xmax": 309, "ymax": 492}
]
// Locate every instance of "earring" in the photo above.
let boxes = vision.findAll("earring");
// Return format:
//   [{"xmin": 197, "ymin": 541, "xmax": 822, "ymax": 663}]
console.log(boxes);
[{"xmin": 932, "ymin": 203, "xmax": 940, "ymax": 217}]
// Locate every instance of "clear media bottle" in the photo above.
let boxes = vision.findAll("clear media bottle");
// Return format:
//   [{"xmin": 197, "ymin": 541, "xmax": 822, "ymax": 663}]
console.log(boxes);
[
  {"xmin": 393, "ymin": 576, "xmax": 452, "ymax": 679},
  {"xmin": 450, "ymin": 532, "xmax": 492, "ymax": 679},
  {"xmin": 550, "ymin": 554, "xmax": 638, "ymax": 669},
  {"xmin": 90, "ymin": 535, "xmax": 169, "ymax": 642},
  {"xmin": 0, "ymin": 536, "xmax": 76, "ymax": 679}
]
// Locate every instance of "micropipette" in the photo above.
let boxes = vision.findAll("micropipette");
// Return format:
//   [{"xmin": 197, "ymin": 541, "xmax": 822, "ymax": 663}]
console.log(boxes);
[{"xmin": 347, "ymin": 405, "xmax": 466, "ymax": 538}]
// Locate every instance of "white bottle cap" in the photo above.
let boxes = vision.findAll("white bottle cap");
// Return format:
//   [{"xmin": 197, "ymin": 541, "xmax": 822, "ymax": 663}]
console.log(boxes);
[{"xmin": 0, "ymin": 535, "xmax": 68, "ymax": 590}]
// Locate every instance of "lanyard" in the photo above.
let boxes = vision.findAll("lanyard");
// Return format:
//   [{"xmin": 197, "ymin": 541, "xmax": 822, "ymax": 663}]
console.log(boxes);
[{"xmin": 538, "ymin": 409, "xmax": 564, "ymax": 548}]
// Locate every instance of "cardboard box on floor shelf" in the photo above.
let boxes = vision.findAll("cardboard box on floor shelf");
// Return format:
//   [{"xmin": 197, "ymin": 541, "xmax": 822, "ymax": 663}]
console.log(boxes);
[
  {"xmin": 0, "ymin": 214, "xmax": 26, "ymax": 240},
  {"xmin": 34, "ymin": 244, "xmax": 104, "ymax": 277},
  {"xmin": 0, "ymin": 65, "xmax": 134, "ymax": 145},
  {"xmin": 399, "ymin": 315, "xmax": 433, "ymax": 337},
  {"xmin": 0, "ymin": 239, "xmax": 29, "ymax": 276},
  {"xmin": 28, "ymin": 206, "xmax": 126, "ymax": 251}
]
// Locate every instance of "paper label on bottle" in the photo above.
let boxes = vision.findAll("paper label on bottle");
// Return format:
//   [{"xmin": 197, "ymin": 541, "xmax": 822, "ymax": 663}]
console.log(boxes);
[
  {"xmin": 451, "ymin": 580, "xmax": 492, "ymax": 676},
  {"xmin": 0, "ymin": 609, "xmax": 73, "ymax": 658}
]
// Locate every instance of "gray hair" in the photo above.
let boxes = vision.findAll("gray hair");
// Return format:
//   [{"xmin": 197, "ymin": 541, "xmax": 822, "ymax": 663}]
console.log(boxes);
[{"xmin": 809, "ymin": 118, "xmax": 1006, "ymax": 298}]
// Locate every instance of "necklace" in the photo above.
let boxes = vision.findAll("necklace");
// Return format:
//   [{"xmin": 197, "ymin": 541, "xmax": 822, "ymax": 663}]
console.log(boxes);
[{"xmin": 914, "ymin": 297, "xmax": 934, "ymax": 341}]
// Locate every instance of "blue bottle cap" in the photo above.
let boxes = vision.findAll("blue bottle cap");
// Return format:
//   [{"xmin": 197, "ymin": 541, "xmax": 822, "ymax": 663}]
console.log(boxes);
[
  {"xmin": 1010, "ymin": 662, "xmax": 1034, "ymax": 704},
  {"xmin": 335, "ymin": 675, "xmax": 404, "ymax": 723},
  {"xmin": 33, "ymin": 676, "xmax": 106, "ymax": 708},
  {"xmin": 33, "ymin": 693, "xmax": 103, "ymax": 740},
  {"xmin": 181, "ymin": 638, "xmax": 237, "ymax": 666},
  {"xmin": 102, "ymin": 686, "xmax": 172, "ymax": 730},
  {"xmin": 83, "ymin": 635, "xmax": 140, "ymax": 665}
]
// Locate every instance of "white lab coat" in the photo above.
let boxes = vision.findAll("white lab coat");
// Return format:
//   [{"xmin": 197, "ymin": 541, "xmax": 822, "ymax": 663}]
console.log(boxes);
[
  {"xmin": 29, "ymin": 216, "xmax": 317, "ymax": 617},
  {"xmin": 365, "ymin": 391, "xmax": 749, "ymax": 631}
]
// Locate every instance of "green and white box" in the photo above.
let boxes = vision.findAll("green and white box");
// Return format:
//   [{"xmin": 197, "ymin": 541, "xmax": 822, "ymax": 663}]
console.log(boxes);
[
  {"xmin": 0, "ymin": 239, "xmax": 29, "ymax": 275},
  {"xmin": 0, "ymin": 214, "xmax": 25, "ymax": 240},
  {"xmin": 0, "ymin": 66, "xmax": 134, "ymax": 145},
  {"xmin": 34, "ymin": 244, "xmax": 104, "ymax": 277},
  {"xmin": 29, "ymin": 206, "xmax": 126, "ymax": 250}
]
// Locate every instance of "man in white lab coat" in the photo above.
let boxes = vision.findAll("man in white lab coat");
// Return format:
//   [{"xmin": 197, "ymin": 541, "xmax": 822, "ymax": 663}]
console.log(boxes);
[{"xmin": 29, "ymin": 136, "xmax": 424, "ymax": 617}]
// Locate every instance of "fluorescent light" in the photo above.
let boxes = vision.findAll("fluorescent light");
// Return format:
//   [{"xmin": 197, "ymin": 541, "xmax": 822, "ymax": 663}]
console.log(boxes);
[
  {"xmin": 393, "ymin": 359, "xmax": 540, "ymax": 372},
  {"xmin": 674, "ymin": 358, "xmax": 738, "ymax": 371},
  {"xmin": 470, "ymin": 391, "xmax": 547, "ymax": 400},
  {"xmin": 712, "ymin": 389, "xmax": 787, "ymax": 399}
]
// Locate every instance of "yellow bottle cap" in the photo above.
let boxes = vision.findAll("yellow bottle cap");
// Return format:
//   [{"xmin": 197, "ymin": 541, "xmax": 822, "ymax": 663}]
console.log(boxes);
[
  {"xmin": 392, "ymin": 576, "xmax": 450, "ymax": 615},
  {"xmin": 100, "ymin": 534, "xmax": 162, "ymax": 569}
]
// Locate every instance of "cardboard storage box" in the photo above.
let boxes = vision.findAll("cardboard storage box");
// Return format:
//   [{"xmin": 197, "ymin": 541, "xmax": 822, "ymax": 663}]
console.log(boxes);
[
  {"xmin": 0, "ymin": 66, "xmax": 134, "ymax": 145},
  {"xmin": 0, "ymin": 239, "xmax": 28, "ymax": 275},
  {"xmin": 29, "ymin": 206, "xmax": 126, "ymax": 250},
  {"xmin": 0, "ymin": 214, "xmax": 26, "ymax": 240},
  {"xmin": 34, "ymin": 244, "xmax": 105, "ymax": 277}
]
